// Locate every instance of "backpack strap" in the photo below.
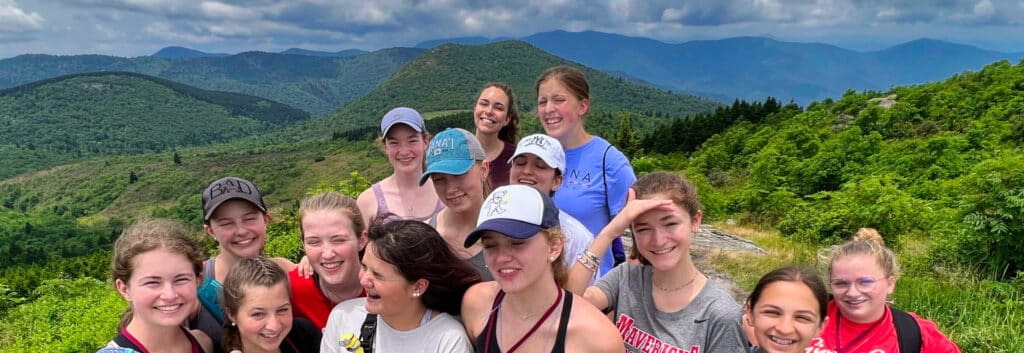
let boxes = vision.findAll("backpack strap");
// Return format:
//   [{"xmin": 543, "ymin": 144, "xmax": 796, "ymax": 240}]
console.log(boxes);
[
  {"xmin": 359, "ymin": 313, "xmax": 378, "ymax": 353},
  {"xmin": 891, "ymin": 307, "xmax": 922, "ymax": 353}
]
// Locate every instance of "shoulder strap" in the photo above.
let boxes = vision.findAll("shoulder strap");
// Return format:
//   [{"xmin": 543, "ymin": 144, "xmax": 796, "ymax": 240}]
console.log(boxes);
[
  {"xmin": 359, "ymin": 313, "xmax": 378, "ymax": 353},
  {"xmin": 371, "ymin": 183, "xmax": 389, "ymax": 216},
  {"xmin": 891, "ymin": 307, "xmax": 922, "ymax": 353},
  {"xmin": 602, "ymin": 143, "xmax": 612, "ymax": 218}
]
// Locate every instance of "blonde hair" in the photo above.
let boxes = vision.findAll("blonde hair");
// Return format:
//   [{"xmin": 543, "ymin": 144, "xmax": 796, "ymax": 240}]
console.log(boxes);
[
  {"xmin": 542, "ymin": 226, "xmax": 568, "ymax": 286},
  {"xmin": 298, "ymin": 191, "xmax": 365, "ymax": 239},
  {"xmin": 827, "ymin": 228, "xmax": 900, "ymax": 279}
]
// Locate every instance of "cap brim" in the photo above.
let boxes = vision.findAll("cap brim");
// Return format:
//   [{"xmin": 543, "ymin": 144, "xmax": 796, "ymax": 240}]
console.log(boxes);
[
  {"xmin": 203, "ymin": 197, "xmax": 267, "ymax": 221},
  {"xmin": 419, "ymin": 159, "xmax": 475, "ymax": 186},
  {"xmin": 464, "ymin": 219, "xmax": 542, "ymax": 248},
  {"xmin": 508, "ymin": 147, "xmax": 564, "ymax": 175},
  {"xmin": 382, "ymin": 121, "xmax": 423, "ymax": 136}
]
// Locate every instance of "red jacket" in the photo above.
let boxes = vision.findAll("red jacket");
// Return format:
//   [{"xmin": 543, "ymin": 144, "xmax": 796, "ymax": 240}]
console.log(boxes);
[{"xmin": 807, "ymin": 300, "xmax": 960, "ymax": 353}]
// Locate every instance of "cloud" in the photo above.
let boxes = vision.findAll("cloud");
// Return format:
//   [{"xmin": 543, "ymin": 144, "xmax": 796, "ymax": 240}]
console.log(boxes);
[
  {"xmin": 0, "ymin": 0, "xmax": 44, "ymax": 34},
  {"xmin": 2, "ymin": 0, "xmax": 1022, "ymax": 57}
]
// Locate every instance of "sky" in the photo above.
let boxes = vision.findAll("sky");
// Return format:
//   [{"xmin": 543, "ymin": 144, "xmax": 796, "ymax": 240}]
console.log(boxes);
[{"xmin": 1, "ymin": 0, "xmax": 1023, "ymax": 58}]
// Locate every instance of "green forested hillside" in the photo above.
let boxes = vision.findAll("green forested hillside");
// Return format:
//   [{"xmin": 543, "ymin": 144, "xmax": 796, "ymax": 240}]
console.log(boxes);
[
  {"xmin": 300, "ymin": 40, "xmax": 721, "ymax": 139},
  {"xmin": 0, "ymin": 48, "xmax": 424, "ymax": 114},
  {"xmin": 0, "ymin": 72, "xmax": 310, "ymax": 179},
  {"xmin": 642, "ymin": 59, "xmax": 1024, "ymax": 279}
]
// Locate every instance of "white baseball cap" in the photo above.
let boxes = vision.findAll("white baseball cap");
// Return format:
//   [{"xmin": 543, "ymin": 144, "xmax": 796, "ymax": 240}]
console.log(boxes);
[{"xmin": 508, "ymin": 134, "xmax": 566, "ymax": 175}]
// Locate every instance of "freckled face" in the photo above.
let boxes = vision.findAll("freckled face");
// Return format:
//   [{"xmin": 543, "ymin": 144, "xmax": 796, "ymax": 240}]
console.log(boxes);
[{"xmin": 536, "ymin": 79, "xmax": 588, "ymax": 140}]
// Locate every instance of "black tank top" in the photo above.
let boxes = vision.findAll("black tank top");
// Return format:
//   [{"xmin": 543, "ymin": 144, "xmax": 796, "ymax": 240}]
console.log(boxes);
[{"xmin": 475, "ymin": 289, "xmax": 573, "ymax": 353}]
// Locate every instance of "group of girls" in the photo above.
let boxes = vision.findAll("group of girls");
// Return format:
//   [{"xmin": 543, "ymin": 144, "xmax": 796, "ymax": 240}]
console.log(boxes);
[{"xmin": 100, "ymin": 65, "xmax": 961, "ymax": 353}]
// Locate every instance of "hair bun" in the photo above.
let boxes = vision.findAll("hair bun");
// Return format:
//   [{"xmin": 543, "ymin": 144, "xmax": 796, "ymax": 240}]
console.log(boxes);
[{"xmin": 854, "ymin": 228, "xmax": 884, "ymax": 245}]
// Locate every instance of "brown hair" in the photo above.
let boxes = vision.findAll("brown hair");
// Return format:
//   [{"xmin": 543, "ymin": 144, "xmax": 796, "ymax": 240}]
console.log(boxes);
[
  {"xmin": 221, "ymin": 257, "xmax": 291, "ymax": 352},
  {"xmin": 478, "ymin": 82, "xmax": 520, "ymax": 144},
  {"xmin": 747, "ymin": 266, "xmax": 829, "ymax": 323},
  {"xmin": 111, "ymin": 218, "xmax": 206, "ymax": 329},
  {"xmin": 630, "ymin": 171, "xmax": 702, "ymax": 265},
  {"xmin": 298, "ymin": 191, "xmax": 365, "ymax": 240},
  {"xmin": 366, "ymin": 220, "xmax": 482, "ymax": 315},
  {"xmin": 536, "ymin": 65, "xmax": 590, "ymax": 102},
  {"xmin": 632, "ymin": 171, "xmax": 702, "ymax": 219},
  {"xmin": 827, "ymin": 228, "xmax": 899, "ymax": 280}
]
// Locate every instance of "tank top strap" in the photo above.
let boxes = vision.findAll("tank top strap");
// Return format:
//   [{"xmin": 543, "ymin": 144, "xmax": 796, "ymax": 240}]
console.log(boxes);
[
  {"xmin": 182, "ymin": 326, "xmax": 206, "ymax": 353},
  {"xmin": 550, "ymin": 290, "xmax": 573, "ymax": 353},
  {"xmin": 477, "ymin": 290, "xmax": 506, "ymax": 353},
  {"xmin": 371, "ymin": 183, "xmax": 390, "ymax": 216},
  {"xmin": 203, "ymin": 258, "xmax": 216, "ymax": 279}
]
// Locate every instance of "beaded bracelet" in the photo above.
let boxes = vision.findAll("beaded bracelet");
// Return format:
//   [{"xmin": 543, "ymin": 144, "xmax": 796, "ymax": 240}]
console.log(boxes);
[
  {"xmin": 576, "ymin": 252, "xmax": 599, "ymax": 272},
  {"xmin": 582, "ymin": 250, "xmax": 601, "ymax": 265}
]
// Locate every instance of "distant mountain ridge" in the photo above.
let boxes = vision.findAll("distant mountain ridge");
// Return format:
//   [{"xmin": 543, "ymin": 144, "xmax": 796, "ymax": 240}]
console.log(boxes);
[
  {"xmin": 0, "ymin": 72, "xmax": 310, "ymax": 178},
  {"xmin": 0, "ymin": 48, "xmax": 426, "ymax": 114},
  {"xmin": 301, "ymin": 40, "xmax": 721, "ymax": 140},
  {"xmin": 152, "ymin": 46, "xmax": 230, "ymax": 59},
  {"xmin": 421, "ymin": 30, "xmax": 1024, "ymax": 105},
  {"xmin": 279, "ymin": 48, "xmax": 369, "ymax": 57}
]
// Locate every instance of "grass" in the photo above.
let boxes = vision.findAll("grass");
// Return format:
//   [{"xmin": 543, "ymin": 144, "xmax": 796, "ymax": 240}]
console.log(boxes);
[{"xmin": 707, "ymin": 223, "xmax": 1024, "ymax": 353}]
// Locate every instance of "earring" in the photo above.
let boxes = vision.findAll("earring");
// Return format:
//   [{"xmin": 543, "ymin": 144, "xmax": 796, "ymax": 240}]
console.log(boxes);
[
  {"xmin": 231, "ymin": 321, "xmax": 236, "ymax": 326},
  {"xmin": 412, "ymin": 292, "xmax": 421, "ymax": 298},
  {"xmin": 548, "ymin": 257, "xmax": 555, "ymax": 262}
]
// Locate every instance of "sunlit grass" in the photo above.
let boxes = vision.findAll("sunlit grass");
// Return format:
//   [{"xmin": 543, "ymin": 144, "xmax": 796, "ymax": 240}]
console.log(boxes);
[{"xmin": 706, "ymin": 223, "xmax": 1024, "ymax": 353}]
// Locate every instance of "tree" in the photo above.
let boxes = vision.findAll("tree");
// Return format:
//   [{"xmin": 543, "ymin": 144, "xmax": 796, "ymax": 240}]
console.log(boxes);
[
  {"xmin": 172, "ymin": 151, "xmax": 182, "ymax": 165},
  {"xmin": 128, "ymin": 170, "xmax": 138, "ymax": 184},
  {"xmin": 612, "ymin": 112, "xmax": 643, "ymax": 159}
]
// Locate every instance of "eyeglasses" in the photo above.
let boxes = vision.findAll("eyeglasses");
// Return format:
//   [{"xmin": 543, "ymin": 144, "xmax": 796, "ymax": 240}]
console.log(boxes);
[{"xmin": 830, "ymin": 277, "xmax": 882, "ymax": 293}]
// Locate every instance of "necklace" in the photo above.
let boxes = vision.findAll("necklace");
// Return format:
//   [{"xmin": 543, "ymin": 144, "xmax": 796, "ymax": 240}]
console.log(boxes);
[
  {"xmin": 485, "ymin": 289, "xmax": 564, "ymax": 353},
  {"xmin": 652, "ymin": 272, "xmax": 697, "ymax": 292}
]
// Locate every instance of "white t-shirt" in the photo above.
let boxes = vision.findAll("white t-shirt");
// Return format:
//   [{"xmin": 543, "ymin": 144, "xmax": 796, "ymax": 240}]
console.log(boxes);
[
  {"xmin": 320, "ymin": 298, "xmax": 474, "ymax": 353},
  {"xmin": 560, "ymin": 211, "xmax": 596, "ymax": 283}
]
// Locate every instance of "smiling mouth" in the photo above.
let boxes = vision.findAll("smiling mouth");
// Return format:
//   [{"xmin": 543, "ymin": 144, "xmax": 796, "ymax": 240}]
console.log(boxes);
[
  {"xmin": 650, "ymin": 246, "xmax": 676, "ymax": 255},
  {"xmin": 516, "ymin": 178, "xmax": 537, "ymax": 185},
  {"xmin": 155, "ymin": 304, "xmax": 183, "ymax": 312},
  {"xmin": 321, "ymin": 261, "xmax": 341, "ymax": 270},
  {"xmin": 233, "ymin": 238, "xmax": 255, "ymax": 246},
  {"xmin": 767, "ymin": 335, "xmax": 795, "ymax": 346}
]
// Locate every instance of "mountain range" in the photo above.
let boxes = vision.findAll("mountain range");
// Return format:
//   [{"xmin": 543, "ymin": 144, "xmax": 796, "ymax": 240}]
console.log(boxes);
[
  {"xmin": 3, "ymin": 30, "xmax": 1020, "ymax": 114},
  {"xmin": 418, "ymin": 31, "xmax": 1024, "ymax": 105},
  {"xmin": 0, "ymin": 72, "xmax": 309, "ymax": 179},
  {"xmin": 0, "ymin": 48, "xmax": 424, "ymax": 114}
]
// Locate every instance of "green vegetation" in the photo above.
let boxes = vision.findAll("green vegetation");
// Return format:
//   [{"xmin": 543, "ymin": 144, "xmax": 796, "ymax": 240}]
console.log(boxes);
[
  {"xmin": 632, "ymin": 60, "xmax": 1024, "ymax": 351},
  {"xmin": 0, "ymin": 49, "xmax": 424, "ymax": 114},
  {"xmin": 0, "ymin": 73, "xmax": 309, "ymax": 178}
]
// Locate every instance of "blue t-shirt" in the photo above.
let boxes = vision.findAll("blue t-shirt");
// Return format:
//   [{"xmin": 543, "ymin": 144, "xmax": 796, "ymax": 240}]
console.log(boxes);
[{"xmin": 552, "ymin": 136, "xmax": 636, "ymax": 276}]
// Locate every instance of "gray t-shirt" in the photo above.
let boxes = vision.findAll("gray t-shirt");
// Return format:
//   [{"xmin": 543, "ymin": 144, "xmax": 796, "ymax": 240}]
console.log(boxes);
[
  {"xmin": 596, "ymin": 264, "xmax": 747, "ymax": 353},
  {"xmin": 321, "ymin": 297, "xmax": 474, "ymax": 353}
]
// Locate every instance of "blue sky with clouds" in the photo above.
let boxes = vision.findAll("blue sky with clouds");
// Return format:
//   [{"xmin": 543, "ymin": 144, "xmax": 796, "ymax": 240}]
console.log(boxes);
[{"xmin": 1, "ymin": 0, "xmax": 1023, "ymax": 58}]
